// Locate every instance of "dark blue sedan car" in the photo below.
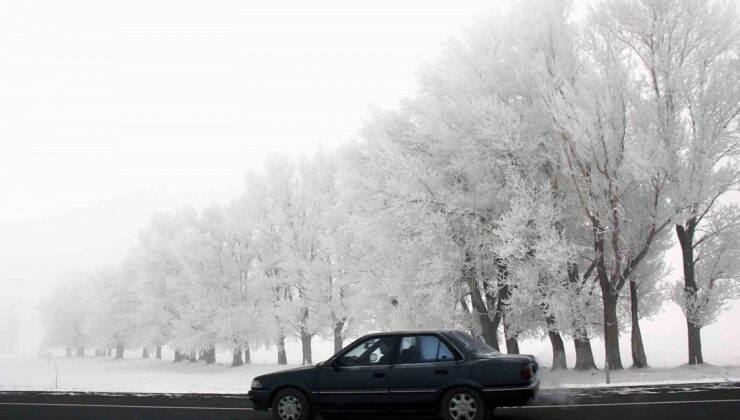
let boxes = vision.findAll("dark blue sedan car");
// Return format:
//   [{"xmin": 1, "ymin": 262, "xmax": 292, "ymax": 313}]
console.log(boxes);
[{"xmin": 248, "ymin": 330, "xmax": 539, "ymax": 420}]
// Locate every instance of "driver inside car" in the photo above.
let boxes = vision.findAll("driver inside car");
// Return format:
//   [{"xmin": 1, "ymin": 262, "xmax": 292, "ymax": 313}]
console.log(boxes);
[{"xmin": 376, "ymin": 339, "xmax": 394, "ymax": 365}]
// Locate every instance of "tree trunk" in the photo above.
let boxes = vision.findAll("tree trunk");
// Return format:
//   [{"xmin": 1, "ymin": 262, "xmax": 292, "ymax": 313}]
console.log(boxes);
[
  {"xmin": 505, "ymin": 335, "xmax": 520, "ymax": 355},
  {"xmin": 476, "ymin": 307, "xmax": 499, "ymax": 350},
  {"xmin": 189, "ymin": 350, "xmax": 197, "ymax": 363},
  {"xmin": 463, "ymin": 251, "xmax": 501, "ymax": 350},
  {"xmin": 76, "ymin": 347, "xmax": 85, "ymax": 357},
  {"xmin": 676, "ymin": 221, "xmax": 704, "ymax": 365},
  {"xmin": 277, "ymin": 335, "xmax": 287, "ymax": 365},
  {"xmin": 543, "ymin": 312, "xmax": 567, "ymax": 370},
  {"xmin": 458, "ymin": 249, "xmax": 501, "ymax": 350},
  {"xmin": 156, "ymin": 346, "xmax": 162, "ymax": 359},
  {"xmin": 602, "ymin": 292, "xmax": 623, "ymax": 370},
  {"xmin": 301, "ymin": 331, "xmax": 313, "ymax": 365},
  {"xmin": 142, "ymin": 348, "xmax": 149, "ymax": 359},
  {"xmin": 244, "ymin": 343, "xmax": 251, "ymax": 364},
  {"xmin": 547, "ymin": 329, "xmax": 567, "ymax": 370},
  {"xmin": 174, "ymin": 350, "xmax": 184, "ymax": 362},
  {"xmin": 573, "ymin": 331, "xmax": 597, "ymax": 370},
  {"xmin": 232, "ymin": 348, "xmax": 243, "ymax": 367},
  {"xmin": 205, "ymin": 346, "xmax": 216, "ymax": 364},
  {"xmin": 687, "ymin": 321, "xmax": 703, "ymax": 365},
  {"xmin": 115, "ymin": 343, "xmax": 124, "ymax": 359},
  {"xmin": 595, "ymin": 230, "xmax": 623, "ymax": 370},
  {"xmin": 502, "ymin": 287, "xmax": 519, "ymax": 354},
  {"xmin": 629, "ymin": 280, "xmax": 648, "ymax": 368},
  {"xmin": 333, "ymin": 319, "xmax": 345, "ymax": 354},
  {"xmin": 503, "ymin": 311, "xmax": 520, "ymax": 354},
  {"xmin": 567, "ymin": 264, "xmax": 597, "ymax": 370},
  {"xmin": 539, "ymin": 280, "xmax": 566, "ymax": 369},
  {"xmin": 493, "ymin": 267, "xmax": 514, "ymax": 352}
]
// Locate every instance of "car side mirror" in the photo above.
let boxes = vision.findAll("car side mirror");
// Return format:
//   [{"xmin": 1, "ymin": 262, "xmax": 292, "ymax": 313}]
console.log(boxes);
[{"xmin": 369, "ymin": 353, "xmax": 378, "ymax": 363}]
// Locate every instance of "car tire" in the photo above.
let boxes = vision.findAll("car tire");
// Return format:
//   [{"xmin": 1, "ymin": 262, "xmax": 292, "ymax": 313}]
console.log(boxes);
[
  {"xmin": 271, "ymin": 388, "xmax": 311, "ymax": 420},
  {"xmin": 441, "ymin": 387, "xmax": 487, "ymax": 420}
]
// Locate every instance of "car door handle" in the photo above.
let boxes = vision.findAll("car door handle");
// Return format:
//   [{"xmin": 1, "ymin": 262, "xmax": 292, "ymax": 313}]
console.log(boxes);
[
  {"xmin": 435, "ymin": 369, "xmax": 448, "ymax": 375},
  {"xmin": 373, "ymin": 372, "xmax": 386, "ymax": 378}
]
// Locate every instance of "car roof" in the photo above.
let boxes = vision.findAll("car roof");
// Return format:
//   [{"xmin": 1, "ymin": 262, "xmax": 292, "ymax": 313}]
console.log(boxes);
[{"xmin": 361, "ymin": 329, "xmax": 464, "ymax": 337}]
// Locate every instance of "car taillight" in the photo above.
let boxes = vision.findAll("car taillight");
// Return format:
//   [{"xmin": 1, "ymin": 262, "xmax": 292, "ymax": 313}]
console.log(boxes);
[{"xmin": 521, "ymin": 363, "xmax": 533, "ymax": 380}]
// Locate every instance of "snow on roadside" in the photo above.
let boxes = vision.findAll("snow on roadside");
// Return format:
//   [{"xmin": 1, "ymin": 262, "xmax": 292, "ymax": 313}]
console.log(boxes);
[
  {"xmin": 0, "ymin": 357, "xmax": 298, "ymax": 394},
  {"xmin": 538, "ymin": 363, "xmax": 740, "ymax": 389},
  {"xmin": 0, "ymin": 357, "xmax": 738, "ymax": 394}
]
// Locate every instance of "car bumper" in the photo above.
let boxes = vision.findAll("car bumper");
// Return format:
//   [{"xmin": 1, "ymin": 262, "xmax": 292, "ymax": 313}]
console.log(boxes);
[
  {"xmin": 248, "ymin": 389, "xmax": 271, "ymax": 410},
  {"xmin": 481, "ymin": 379, "xmax": 539, "ymax": 406}
]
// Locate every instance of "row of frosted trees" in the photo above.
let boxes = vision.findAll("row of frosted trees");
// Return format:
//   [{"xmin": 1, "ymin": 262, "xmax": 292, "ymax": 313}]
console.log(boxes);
[{"xmin": 41, "ymin": 0, "xmax": 740, "ymax": 369}]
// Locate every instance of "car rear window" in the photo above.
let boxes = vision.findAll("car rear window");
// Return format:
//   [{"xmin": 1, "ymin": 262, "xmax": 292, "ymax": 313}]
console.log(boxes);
[
  {"xmin": 398, "ymin": 335, "xmax": 457, "ymax": 363},
  {"xmin": 448, "ymin": 330, "xmax": 500, "ymax": 357}
]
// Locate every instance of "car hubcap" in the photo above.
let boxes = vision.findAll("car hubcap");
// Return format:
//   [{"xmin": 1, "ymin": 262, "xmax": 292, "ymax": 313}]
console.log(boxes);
[
  {"xmin": 449, "ymin": 393, "xmax": 478, "ymax": 420},
  {"xmin": 277, "ymin": 395, "xmax": 302, "ymax": 420}
]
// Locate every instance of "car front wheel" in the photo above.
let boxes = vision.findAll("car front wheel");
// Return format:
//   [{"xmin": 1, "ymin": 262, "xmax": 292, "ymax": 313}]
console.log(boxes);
[
  {"xmin": 441, "ymin": 387, "xmax": 487, "ymax": 420},
  {"xmin": 272, "ymin": 388, "xmax": 311, "ymax": 420}
]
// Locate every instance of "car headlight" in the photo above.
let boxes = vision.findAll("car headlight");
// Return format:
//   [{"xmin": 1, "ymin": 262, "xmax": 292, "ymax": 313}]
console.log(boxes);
[{"xmin": 251, "ymin": 379, "xmax": 263, "ymax": 389}]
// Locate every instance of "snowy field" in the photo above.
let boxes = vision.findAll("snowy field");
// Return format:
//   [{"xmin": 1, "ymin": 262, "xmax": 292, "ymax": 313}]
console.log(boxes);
[{"xmin": 1, "ymin": 356, "xmax": 738, "ymax": 394}]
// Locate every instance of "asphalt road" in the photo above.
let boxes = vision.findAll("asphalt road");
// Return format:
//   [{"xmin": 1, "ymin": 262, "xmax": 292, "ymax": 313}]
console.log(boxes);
[{"xmin": 1, "ymin": 381, "xmax": 738, "ymax": 420}]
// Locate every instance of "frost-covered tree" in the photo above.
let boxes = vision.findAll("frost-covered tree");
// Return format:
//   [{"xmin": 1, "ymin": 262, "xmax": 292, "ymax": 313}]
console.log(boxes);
[
  {"xmin": 243, "ymin": 166, "xmax": 292, "ymax": 365},
  {"xmin": 345, "ymin": 2, "xmax": 566, "ymax": 366},
  {"xmin": 348, "ymin": 102, "xmax": 514, "ymax": 350},
  {"xmin": 165, "ymin": 206, "xmax": 248, "ymax": 364},
  {"xmin": 593, "ymin": 0, "xmax": 740, "ymax": 365},
  {"xmin": 40, "ymin": 274, "xmax": 93, "ymax": 357},
  {"xmin": 172, "ymin": 204, "xmax": 261, "ymax": 366},
  {"xmin": 86, "ymin": 266, "xmax": 141, "ymax": 359},
  {"xmin": 524, "ymin": 0, "xmax": 677, "ymax": 369},
  {"xmin": 494, "ymin": 170, "xmax": 578, "ymax": 369},
  {"xmin": 221, "ymin": 200, "xmax": 264, "ymax": 365},
  {"xmin": 132, "ymin": 208, "xmax": 198, "ymax": 361},
  {"xmin": 671, "ymin": 205, "xmax": 740, "ymax": 362},
  {"xmin": 244, "ymin": 155, "xmax": 329, "ymax": 365}
]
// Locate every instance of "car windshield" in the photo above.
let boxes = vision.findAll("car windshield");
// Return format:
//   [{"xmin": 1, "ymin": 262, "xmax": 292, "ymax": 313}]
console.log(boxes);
[{"xmin": 448, "ymin": 331, "xmax": 500, "ymax": 357}]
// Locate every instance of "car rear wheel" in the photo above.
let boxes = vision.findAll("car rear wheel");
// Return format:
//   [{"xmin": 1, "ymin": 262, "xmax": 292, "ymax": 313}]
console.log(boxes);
[
  {"xmin": 272, "ymin": 388, "xmax": 311, "ymax": 420},
  {"xmin": 441, "ymin": 387, "xmax": 487, "ymax": 420}
]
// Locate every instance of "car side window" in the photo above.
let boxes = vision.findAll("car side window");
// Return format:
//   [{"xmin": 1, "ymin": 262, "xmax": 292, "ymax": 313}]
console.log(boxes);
[
  {"xmin": 398, "ymin": 335, "xmax": 456, "ymax": 364},
  {"xmin": 338, "ymin": 336, "xmax": 396, "ymax": 367}
]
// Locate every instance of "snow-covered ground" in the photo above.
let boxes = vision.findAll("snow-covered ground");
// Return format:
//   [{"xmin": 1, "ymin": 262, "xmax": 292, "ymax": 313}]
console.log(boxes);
[
  {"xmin": 540, "ymin": 364, "xmax": 740, "ymax": 389},
  {"xmin": 0, "ymin": 356, "xmax": 285, "ymax": 394},
  {"xmin": 1, "ymin": 356, "xmax": 738, "ymax": 393}
]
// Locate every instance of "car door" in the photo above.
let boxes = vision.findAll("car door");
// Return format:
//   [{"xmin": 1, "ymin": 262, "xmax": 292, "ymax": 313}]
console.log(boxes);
[
  {"xmin": 387, "ymin": 334, "xmax": 459, "ymax": 412},
  {"xmin": 317, "ymin": 335, "xmax": 398, "ymax": 413}
]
